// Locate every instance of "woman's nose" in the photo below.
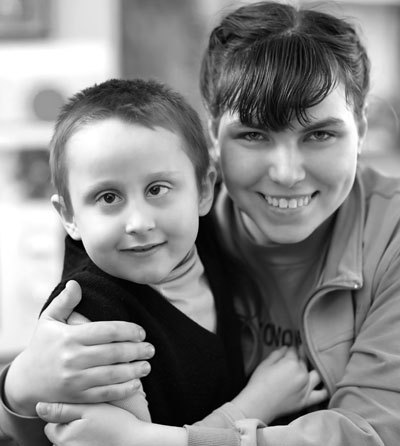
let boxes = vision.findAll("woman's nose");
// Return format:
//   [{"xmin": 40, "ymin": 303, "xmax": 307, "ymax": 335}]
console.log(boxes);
[{"xmin": 268, "ymin": 145, "xmax": 305, "ymax": 187}]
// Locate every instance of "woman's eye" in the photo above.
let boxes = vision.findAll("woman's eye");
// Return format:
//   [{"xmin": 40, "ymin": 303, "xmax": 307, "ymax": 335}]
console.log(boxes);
[
  {"xmin": 97, "ymin": 192, "xmax": 121, "ymax": 205},
  {"xmin": 308, "ymin": 131, "xmax": 335, "ymax": 142},
  {"xmin": 147, "ymin": 185, "xmax": 169, "ymax": 197}
]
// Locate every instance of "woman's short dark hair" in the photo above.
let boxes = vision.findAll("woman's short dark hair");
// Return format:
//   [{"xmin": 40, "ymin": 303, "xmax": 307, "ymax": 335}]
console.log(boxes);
[{"xmin": 200, "ymin": 1, "xmax": 370, "ymax": 130}]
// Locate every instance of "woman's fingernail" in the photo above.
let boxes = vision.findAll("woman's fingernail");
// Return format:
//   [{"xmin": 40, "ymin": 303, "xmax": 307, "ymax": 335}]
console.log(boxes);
[
  {"xmin": 139, "ymin": 328, "xmax": 146, "ymax": 341},
  {"xmin": 145, "ymin": 344, "xmax": 155, "ymax": 358},
  {"xmin": 142, "ymin": 362, "xmax": 151, "ymax": 375},
  {"xmin": 131, "ymin": 379, "xmax": 141, "ymax": 391}
]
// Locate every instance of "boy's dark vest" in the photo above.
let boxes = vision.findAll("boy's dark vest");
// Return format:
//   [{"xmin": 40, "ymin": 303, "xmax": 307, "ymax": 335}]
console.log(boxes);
[{"xmin": 43, "ymin": 213, "xmax": 245, "ymax": 426}]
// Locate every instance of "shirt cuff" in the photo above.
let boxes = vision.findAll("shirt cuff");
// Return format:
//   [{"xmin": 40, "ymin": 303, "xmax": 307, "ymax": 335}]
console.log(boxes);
[
  {"xmin": 0, "ymin": 365, "xmax": 49, "ymax": 445},
  {"xmin": 186, "ymin": 425, "xmax": 241, "ymax": 446},
  {"xmin": 235, "ymin": 419, "xmax": 267, "ymax": 446},
  {"xmin": 218, "ymin": 402, "xmax": 247, "ymax": 425},
  {"xmin": 191, "ymin": 402, "xmax": 247, "ymax": 429}
]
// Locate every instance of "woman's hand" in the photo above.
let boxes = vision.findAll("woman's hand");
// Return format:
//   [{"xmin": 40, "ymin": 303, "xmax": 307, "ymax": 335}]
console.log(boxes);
[{"xmin": 4, "ymin": 280, "xmax": 155, "ymax": 416}]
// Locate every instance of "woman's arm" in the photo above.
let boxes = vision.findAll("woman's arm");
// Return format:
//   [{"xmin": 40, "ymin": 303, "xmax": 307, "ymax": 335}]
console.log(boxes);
[
  {"xmin": 67, "ymin": 310, "xmax": 151, "ymax": 422},
  {"xmin": 0, "ymin": 281, "xmax": 153, "ymax": 445},
  {"xmin": 34, "ymin": 347, "xmax": 328, "ymax": 446}
]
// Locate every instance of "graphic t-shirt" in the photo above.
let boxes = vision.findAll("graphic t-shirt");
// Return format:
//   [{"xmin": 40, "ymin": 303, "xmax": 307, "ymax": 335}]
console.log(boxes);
[{"xmin": 215, "ymin": 187, "xmax": 332, "ymax": 374}]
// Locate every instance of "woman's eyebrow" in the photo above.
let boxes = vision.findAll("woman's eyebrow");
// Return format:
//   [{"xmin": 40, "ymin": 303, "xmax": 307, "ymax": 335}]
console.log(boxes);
[{"xmin": 302, "ymin": 118, "xmax": 345, "ymax": 132}]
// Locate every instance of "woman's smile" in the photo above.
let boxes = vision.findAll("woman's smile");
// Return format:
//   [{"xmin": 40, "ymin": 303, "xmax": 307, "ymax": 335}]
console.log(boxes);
[{"xmin": 261, "ymin": 193, "xmax": 316, "ymax": 210}]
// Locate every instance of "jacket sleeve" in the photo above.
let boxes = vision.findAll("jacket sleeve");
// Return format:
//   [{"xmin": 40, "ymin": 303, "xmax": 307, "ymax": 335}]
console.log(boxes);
[
  {"xmin": 0, "ymin": 365, "xmax": 50, "ymax": 446},
  {"xmin": 190, "ymin": 402, "xmax": 246, "ymax": 429},
  {"xmin": 0, "ymin": 318, "xmax": 151, "ymax": 446}
]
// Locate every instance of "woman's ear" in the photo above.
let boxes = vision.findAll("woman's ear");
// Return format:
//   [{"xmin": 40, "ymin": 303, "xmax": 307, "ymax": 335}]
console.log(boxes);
[
  {"xmin": 198, "ymin": 165, "xmax": 217, "ymax": 216},
  {"xmin": 51, "ymin": 194, "xmax": 81, "ymax": 240},
  {"xmin": 357, "ymin": 106, "xmax": 368, "ymax": 155}
]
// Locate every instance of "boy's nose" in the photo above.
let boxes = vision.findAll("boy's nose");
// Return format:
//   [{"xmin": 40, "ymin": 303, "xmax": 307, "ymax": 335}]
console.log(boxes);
[
  {"xmin": 125, "ymin": 205, "xmax": 156, "ymax": 234},
  {"xmin": 268, "ymin": 146, "xmax": 305, "ymax": 187}
]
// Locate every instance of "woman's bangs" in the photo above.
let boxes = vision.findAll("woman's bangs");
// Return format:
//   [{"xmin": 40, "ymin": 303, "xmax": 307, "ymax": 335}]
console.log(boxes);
[{"xmin": 219, "ymin": 35, "xmax": 340, "ymax": 130}]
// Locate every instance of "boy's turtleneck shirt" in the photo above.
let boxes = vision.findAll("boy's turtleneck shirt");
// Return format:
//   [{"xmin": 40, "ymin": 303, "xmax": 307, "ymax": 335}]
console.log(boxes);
[
  {"xmin": 150, "ymin": 245, "xmax": 216, "ymax": 333},
  {"xmin": 42, "ymin": 214, "xmax": 245, "ymax": 427}
]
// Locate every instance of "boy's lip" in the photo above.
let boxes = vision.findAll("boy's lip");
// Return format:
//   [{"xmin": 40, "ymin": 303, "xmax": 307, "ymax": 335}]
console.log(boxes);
[{"xmin": 121, "ymin": 241, "xmax": 167, "ymax": 253}]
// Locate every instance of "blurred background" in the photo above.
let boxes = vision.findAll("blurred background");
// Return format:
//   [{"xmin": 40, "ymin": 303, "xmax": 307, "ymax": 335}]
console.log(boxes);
[{"xmin": 0, "ymin": 0, "xmax": 399, "ymax": 366}]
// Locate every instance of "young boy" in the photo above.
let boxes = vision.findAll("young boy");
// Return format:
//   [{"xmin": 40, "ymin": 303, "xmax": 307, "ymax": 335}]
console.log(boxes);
[
  {"xmin": 44, "ymin": 77, "xmax": 239, "ymax": 426},
  {"xmin": 42, "ymin": 78, "xmax": 324, "ymax": 428}
]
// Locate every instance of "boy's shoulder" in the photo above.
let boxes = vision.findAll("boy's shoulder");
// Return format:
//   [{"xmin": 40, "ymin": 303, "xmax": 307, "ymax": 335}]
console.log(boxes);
[{"xmin": 44, "ymin": 236, "xmax": 151, "ymax": 321}]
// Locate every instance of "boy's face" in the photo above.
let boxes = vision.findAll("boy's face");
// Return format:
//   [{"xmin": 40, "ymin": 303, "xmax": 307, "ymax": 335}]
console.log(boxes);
[
  {"xmin": 212, "ymin": 85, "xmax": 367, "ymax": 245},
  {"xmin": 57, "ymin": 118, "xmax": 213, "ymax": 284}
]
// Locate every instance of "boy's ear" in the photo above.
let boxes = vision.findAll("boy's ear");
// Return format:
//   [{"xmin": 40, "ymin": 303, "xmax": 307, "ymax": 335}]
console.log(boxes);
[
  {"xmin": 357, "ymin": 106, "xmax": 368, "ymax": 155},
  {"xmin": 198, "ymin": 165, "xmax": 217, "ymax": 217},
  {"xmin": 51, "ymin": 194, "xmax": 81, "ymax": 240}
]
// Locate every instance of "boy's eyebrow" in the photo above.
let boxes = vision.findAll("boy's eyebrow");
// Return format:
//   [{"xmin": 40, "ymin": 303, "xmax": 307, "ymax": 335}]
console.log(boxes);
[
  {"xmin": 82, "ymin": 180, "xmax": 119, "ymax": 198},
  {"xmin": 83, "ymin": 172, "xmax": 184, "ymax": 197},
  {"xmin": 147, "ymin": 170, "xmax": 182, "ymax": 178}
]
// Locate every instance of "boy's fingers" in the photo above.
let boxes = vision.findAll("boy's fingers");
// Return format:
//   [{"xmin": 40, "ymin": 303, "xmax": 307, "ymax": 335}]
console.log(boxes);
[
  {"xmin": 308, "ymin": 369, "xmax": 322, "ymax": 389},
  {"xmin": 37, "ymin": 402, "xmax": 82, "ymax": 423},
  {"xmin": 41, "ymin": 281, "xmax": 82, "ymax": 322},
  {"xmin": 297, "ymin": 344, "xmax": 307, "ymax": 360},
  {"xmin": 265, "ymin": 346, "xmax": 288, "ymax": 364},
  {"xmin": 306, "ymin": 370, "xmax": 328, "ymax": 405},
  {"xmin": 308, "ymin": 388, "xmax": 329, "ymax": 406},
  {"xmin": 284, "ymin": 346, "xmax": 298, "ymax": 359}
]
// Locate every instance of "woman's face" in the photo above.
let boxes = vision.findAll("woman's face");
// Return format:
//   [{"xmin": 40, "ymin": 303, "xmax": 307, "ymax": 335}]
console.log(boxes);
[{"xmin": 214, "ymin": 85, "xmax": 367, "ymax": 245}]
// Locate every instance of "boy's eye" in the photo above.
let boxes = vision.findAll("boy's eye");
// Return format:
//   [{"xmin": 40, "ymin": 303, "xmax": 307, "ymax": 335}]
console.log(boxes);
[
  {"xmin": 241, "ymin": 131, "xmax": 266, "ymax": 142},
  {"xmin": 97, "ymin": 192, "xmax": 121, "ymax": 205},
  {"xmin": 147, "ymin": 184, "xmax": 170, "ymax": 197}
]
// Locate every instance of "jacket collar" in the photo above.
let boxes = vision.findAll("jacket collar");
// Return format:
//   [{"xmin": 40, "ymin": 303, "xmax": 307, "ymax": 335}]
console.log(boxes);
[
  {"xmin": 321, "ymin": 172, "xmax": 364, "ymax": 291},
  {"xmin": 215, "ymin": 173, "xmax": 365, "ymax": 292}
]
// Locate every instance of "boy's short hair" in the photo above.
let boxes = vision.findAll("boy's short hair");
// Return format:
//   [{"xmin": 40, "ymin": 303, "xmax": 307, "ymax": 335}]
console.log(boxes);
[
  {"xmin": 200, "ymin": 1, "xmax": 370, "ymax": 129},
  {"xmin": 50, "ymin": 78, "xmax": 210, "ymax": 212}
]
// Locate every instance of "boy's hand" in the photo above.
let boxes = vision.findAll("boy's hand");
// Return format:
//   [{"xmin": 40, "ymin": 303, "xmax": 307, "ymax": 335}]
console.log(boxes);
[
  {"xmin": 37, "ymin": 402, "xmax": 187, "ymax": 446},
  {"xmin": 4, "ymin": 280, "xmax": 155, "ymax": 416},
  {"xmin": 37, "ymin": 402, "xmax": 143, "ymax": 446},
  {"xmin": 232, "ymin": 347, "xmax": 328, "ymax": 423}
]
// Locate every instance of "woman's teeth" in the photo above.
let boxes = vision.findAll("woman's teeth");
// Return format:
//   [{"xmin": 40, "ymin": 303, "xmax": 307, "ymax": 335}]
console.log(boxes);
[{"xmin": 264, "ymin": 195, "xmax": 312, "ymax": 209}]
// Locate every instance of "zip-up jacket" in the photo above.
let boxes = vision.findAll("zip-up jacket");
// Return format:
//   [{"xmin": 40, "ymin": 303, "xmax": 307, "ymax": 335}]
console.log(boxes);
[{"xmin": 188, "ymin": 164, "xmax": 400, "ymax": 446}]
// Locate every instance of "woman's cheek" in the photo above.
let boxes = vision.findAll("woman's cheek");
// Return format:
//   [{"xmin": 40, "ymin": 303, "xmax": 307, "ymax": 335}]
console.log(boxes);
[{"xmin": 220, "ymin": 148, "xmax": 255, "ymax": 187}]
